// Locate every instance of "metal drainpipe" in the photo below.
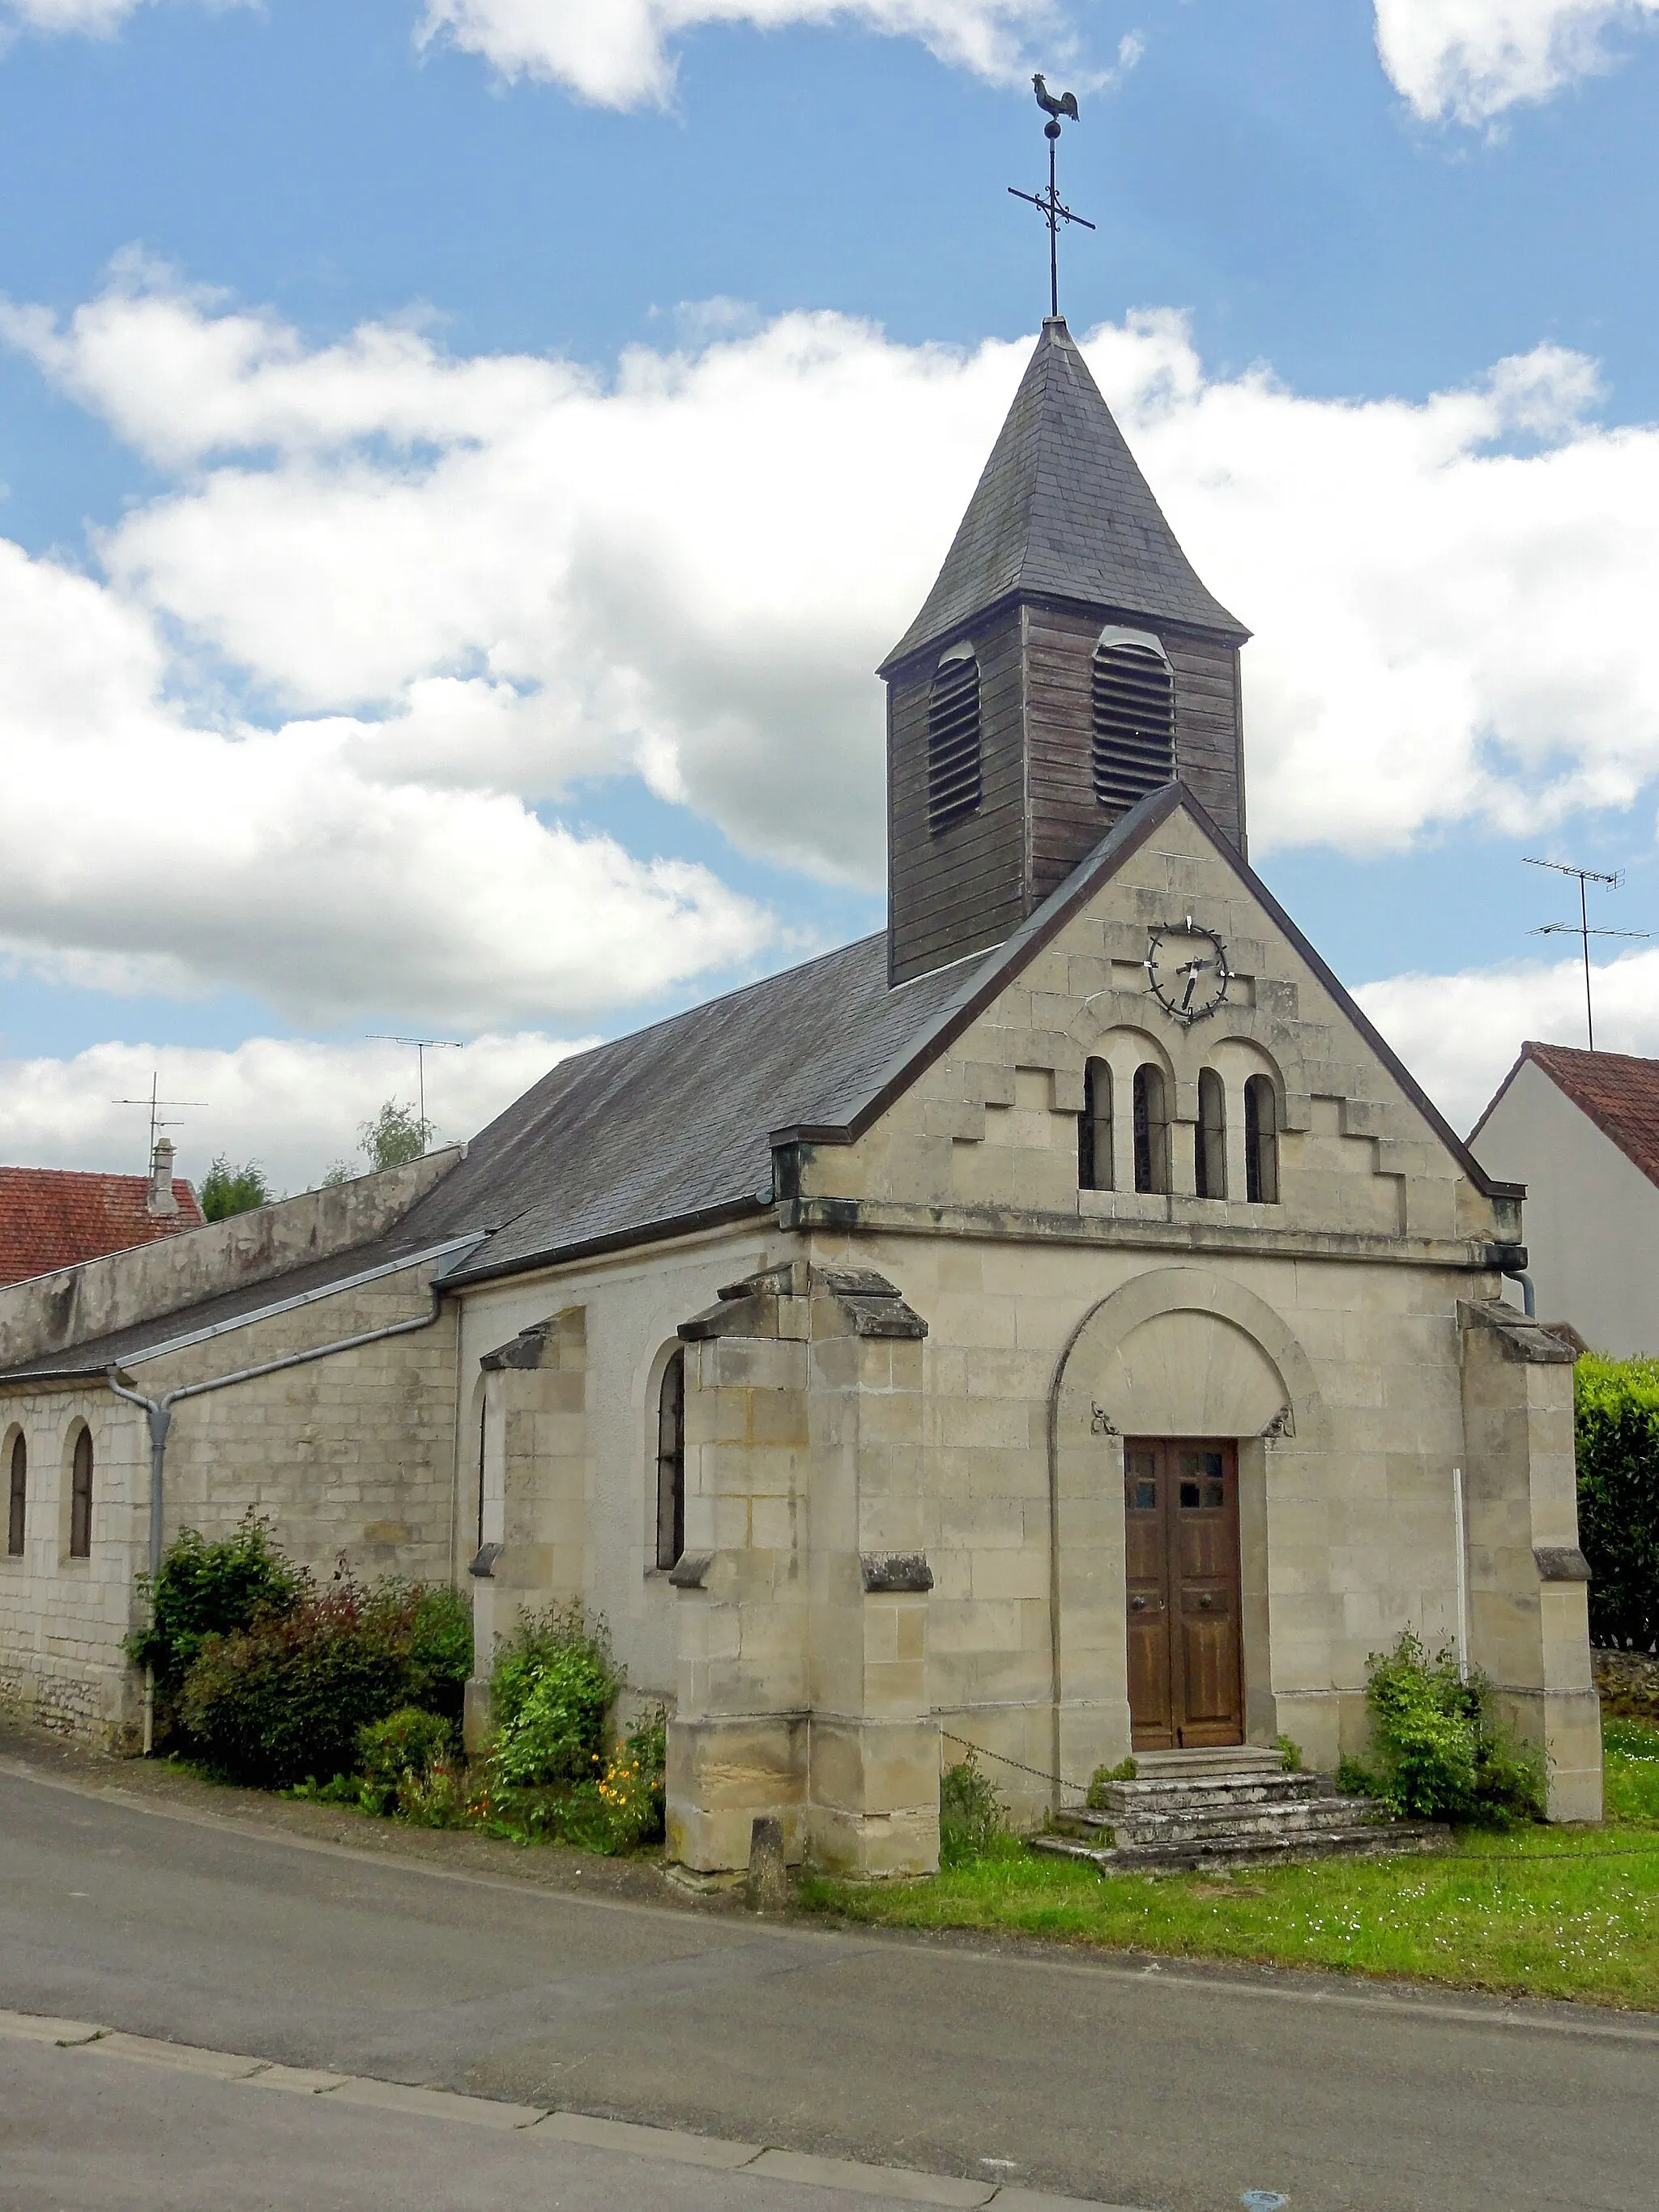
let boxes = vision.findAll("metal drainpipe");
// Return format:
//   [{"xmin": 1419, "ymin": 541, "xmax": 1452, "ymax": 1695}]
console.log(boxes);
[
  {"xmin": 106, "ymin": 1281, "xmax": 448, "ymax": 1750},
  {"xmin": 1502, "ymin": 1269, "xmax": 1537, "ymax": 1319}
]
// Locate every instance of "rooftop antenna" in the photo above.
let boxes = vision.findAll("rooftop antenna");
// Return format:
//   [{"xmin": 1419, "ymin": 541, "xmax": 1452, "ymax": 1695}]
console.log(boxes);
[
  {"xmin": 366, "ymin": 1037, "xmax": 463, "ymax": 1151},
  {"xmin": 1010, "ymin": 75, "xmax": 1095, "ymax": 321},
  {"xmin": 1524, "ymin": 857, "xmax": 1648, "ymax": 1051},
  {"xmin": 112, "ymin": 1071, "xmax": 208, "ymax": 1170}
]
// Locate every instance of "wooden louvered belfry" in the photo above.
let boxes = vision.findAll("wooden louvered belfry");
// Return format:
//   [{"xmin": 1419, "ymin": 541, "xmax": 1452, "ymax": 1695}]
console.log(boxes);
[
  {"xmin": 1091, "ymin": 635, "xmax": 1176, "ymax": 813},
  {"xmin": 880, "ymin": 316, "xmax": 1251, "ymax": 987},
  {"xmin": 927, "ymin": 651, "xmax": 983, "ymax": 833}
]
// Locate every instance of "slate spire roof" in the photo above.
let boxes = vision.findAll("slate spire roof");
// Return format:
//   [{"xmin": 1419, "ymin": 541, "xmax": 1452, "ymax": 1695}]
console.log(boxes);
[{"xmin": 881, "ymin": 317, "xmax": 1246, "ymax": 675}]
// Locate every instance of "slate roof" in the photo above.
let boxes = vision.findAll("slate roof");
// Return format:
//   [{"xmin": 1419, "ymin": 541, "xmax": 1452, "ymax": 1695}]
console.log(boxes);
[
  {"xmin": 881, "ymin": 318, "xmax": 1247, "ymax": 675},
  {"xmin": 1473, "ymin": 1041, "xmax": 1659, "ymax": 1191},
  {"xmin": 0, "ymin": 1167, "xmax": 204, "ymax": 1290}
]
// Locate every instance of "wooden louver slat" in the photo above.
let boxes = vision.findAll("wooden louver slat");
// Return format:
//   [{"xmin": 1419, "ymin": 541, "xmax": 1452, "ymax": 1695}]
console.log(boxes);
[
  {"xmin": 1092, "ymin": 642, "xmax": 1175, "ymax": 812},
  {"xmin": 928, "ymin": 656, "xmax": 983, "ymax": 833}
]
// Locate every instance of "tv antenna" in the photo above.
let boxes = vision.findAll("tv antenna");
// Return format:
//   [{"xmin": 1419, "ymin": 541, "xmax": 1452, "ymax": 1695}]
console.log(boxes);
[
  {"xmin": 1525, "ymin": 857, "xmax": 1648, "ymax": 1051},
  {"xmin": 112, "ymin": 1071, "xmax": 208, "ymax": 1168},
  {"xmin": 366, "ymin": 1037, "xmax": 463, "ymax": 1149},
  {"xmin": 1010, "ymin": 75, "xmax": 1095, "ymax": 321}
]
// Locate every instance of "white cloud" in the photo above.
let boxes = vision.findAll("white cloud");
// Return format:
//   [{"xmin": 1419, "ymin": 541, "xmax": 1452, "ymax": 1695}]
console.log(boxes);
[
  {"xmin": 415, "ymin": 0, "xmax": 1064, "ymax": 105},
  {"xmin": 1375, "ymin": 0, "xmax": 1659, "ymax": 125},
  {"xmin": 10, "ymin": 266, "xmax": 1659, "ymax": 1034},
  {"xmin": 1356, "ymin": 945, "xmax": 1659, "ymax": 1133},
  {"xmin": 0, "ymin": 1032, "xmax": 588, "ymax": 1196}
]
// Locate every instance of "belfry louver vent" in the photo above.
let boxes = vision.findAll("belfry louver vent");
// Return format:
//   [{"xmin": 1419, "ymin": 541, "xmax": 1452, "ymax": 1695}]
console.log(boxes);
[
  {"xmin": 1092, "ymin": 631, "xmax": 1175, "ymax": 812},
  {"xmin": 927, "ymin": 648, "xmax": 982, "ymax": 833}
]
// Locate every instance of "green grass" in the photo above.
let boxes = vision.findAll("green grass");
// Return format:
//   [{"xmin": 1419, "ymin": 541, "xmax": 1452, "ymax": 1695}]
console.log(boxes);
[{"xmin": 799, "ymin": 1722, "xmax": 1659, "ymax": 2010}]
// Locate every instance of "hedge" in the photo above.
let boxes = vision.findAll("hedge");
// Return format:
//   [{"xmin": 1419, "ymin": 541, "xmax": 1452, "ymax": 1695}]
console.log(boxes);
[{"xmin": 1576, "ymin": 1353, "xmax": 1659, "ymax": 1651}]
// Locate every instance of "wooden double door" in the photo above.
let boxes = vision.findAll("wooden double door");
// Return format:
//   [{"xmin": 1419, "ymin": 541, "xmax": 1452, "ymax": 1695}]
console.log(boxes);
[{"xmin": 1124, "ymin": 1438, "xmax": 1243, "ymax": 1750}]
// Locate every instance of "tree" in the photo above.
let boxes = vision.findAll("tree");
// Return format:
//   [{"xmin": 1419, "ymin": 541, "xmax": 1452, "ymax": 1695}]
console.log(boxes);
[
  {"xmin": 199, "ymin": 1157, "xmax": 272, "ymax": 1221},
  {"xmin": 359, "ymin": 1098, "xmax": 432, "ymax": 1172}
]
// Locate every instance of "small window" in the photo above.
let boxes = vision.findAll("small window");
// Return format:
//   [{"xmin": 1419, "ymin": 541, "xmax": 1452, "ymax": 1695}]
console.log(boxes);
[
  {"xmin": 1092, "ymin": 629, "xmax": 1175, "ymax": 813},
  {"xmin": 6, "ymin": 1434, "xmax": 24, "ymax": 1558},
  {"xmin": 1196, "ymin": 1068, "xmax": 1226, "ymax": 1200},
  {"xmin": 655, "ymin": 1348, "xmax": 686, "ymax": 1572},
  {"xmin": 1245, "ymin": 1074, "xmax": 1280, "ymax": 1204},
  {"xmin": 928, "ymin": 646, "xmax": 982, "ymax": 833},
  {"xmin": 1078, "ymin": 1058, "xmax": 1113, "ymax": 1191},
  {"xmin": 1132, "ymin": 1065, "xmax": 1171, "ymax": 1195},
  {"xmin": 69, "ymin": 1427, "xmax": 93, "ymax": 1560}
]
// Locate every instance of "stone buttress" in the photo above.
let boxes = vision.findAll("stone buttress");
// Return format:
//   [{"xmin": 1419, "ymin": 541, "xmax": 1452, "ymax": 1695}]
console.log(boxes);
[{"xmin": 665, "ymin": 1262, "xmax": 940, "ymax": 1878}]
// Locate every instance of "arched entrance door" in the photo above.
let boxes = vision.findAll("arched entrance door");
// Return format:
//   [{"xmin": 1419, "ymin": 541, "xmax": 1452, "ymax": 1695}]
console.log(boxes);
[{"xmin": 1124, "ymin": 1438, "xmax": 1242, "ymax": 1749}]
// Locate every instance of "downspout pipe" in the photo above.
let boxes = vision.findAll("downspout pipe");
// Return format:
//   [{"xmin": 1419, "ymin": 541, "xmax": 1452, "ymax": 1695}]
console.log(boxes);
[
  {"xmin": 1502, "ymin": 1269, "xmax": 1537, "ymax": 1319},
  {"xmin": 106, "ymin": 1278, "xmax": 450, "ymax": 1743}
]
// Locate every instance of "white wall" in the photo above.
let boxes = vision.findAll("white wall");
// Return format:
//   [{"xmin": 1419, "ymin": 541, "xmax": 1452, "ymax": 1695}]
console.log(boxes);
[{"xmin": 1471, "ymin": 1057, "xmax": 1659, "ymax": 1354}]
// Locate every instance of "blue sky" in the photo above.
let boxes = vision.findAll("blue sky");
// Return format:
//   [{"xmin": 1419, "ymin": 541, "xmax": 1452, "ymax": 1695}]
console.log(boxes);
[{"xmin": 4, "ymin": 0, "xmax": 1659, "ymax": 1180}]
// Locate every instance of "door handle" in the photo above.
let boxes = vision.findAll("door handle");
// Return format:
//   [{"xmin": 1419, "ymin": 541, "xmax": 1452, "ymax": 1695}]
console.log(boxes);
[
  {"xmin": 1198, "ymin": 1593, "xmax": 1214, "ymax": 1610},
  {"xmin": 1130, "ymin": 1596, "xmax": 1148, "ymax": 1612}
]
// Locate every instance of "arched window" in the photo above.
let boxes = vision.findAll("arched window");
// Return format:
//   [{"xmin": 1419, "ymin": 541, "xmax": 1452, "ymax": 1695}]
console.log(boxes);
[
  {"xmin": 1196, "ymin": 1068, "xmax": 1226, "ymax": 1200},
  {"xmin": 1078, "ymin": 1058, "xmax": 1113, "ymax": 1191},
  {"xmin": 1245, "ymin": 1075, "xmax": 1280, "ymax": 1204},
  {"xmin": 6, "ymin": 1433, "xmax": 24, "ymax": 1558},
  {"xmin": 69, "ymin": 1426, "xmax": 93, "ymax": 1560},
  {"xmin": 928, "ymin": 645, "xmax": 982, "ymax": 833},
  {"xmin": 655, "ymin": 1348, "xmax": 686, "ymax": 1571},
  {"xmin": 1092, "ymin": 627, "xmax": 1175, "ymax": 813},
  {"xmin": 1132, "ymin": 1064, "xmax": 1171, "ymax": 1195}
]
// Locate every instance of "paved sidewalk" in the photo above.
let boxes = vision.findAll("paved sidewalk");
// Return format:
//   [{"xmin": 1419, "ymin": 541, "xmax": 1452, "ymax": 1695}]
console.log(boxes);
[
  {"xmin": 2, "ymin": 1750, "xmax": 1656, "ymax": 2211},
  {"xmin": 0, "ymin": 2010, "xmax": 1126, "ymax": 2212}
]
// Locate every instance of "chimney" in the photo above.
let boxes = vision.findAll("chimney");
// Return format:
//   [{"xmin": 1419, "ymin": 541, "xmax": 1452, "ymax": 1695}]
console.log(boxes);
[{"xmin": 147, "ymin": 1137, "xmax": 179, "ymax": 1219}]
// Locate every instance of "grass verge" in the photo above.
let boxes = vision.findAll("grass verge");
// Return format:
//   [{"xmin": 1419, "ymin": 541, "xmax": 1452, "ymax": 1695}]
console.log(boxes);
[{"xmin": 798, "ymin": 1721, "xmax": 1659, "ymax": 2011}]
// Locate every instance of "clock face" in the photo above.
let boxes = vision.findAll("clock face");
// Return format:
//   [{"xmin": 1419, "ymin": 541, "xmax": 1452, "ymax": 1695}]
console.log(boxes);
[{"xmin": 1145, "ymin": 918, "xmax": 1230, "ymax": 1025}]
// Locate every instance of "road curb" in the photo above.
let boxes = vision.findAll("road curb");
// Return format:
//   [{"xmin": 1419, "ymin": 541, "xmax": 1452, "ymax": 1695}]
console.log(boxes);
[{"xmin": 0, "ymin": 2005, "xmax": 1145, "ymax": 2210}]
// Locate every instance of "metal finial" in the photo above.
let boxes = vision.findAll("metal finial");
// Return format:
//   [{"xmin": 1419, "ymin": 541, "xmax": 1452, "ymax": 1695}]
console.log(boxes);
[{"xmin": 1010, "ymin": 75, "xmax": 1095, "ymax": 320}]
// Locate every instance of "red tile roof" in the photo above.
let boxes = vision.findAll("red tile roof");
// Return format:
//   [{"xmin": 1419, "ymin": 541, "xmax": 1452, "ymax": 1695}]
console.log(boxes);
[
  {"xmin": 1508, "ymin": 1042, "xmax": 1659, "ymax": 1192},
  {"xmin": 0, "ymin": 1167, "xmax": 205, "ymax": 1289}
]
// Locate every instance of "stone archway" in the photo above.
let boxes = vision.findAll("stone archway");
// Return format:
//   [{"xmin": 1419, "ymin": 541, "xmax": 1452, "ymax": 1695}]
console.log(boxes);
[{"xmin": 1045, "ymin": 1269, "xmax": 1324, "ymax": 1790}]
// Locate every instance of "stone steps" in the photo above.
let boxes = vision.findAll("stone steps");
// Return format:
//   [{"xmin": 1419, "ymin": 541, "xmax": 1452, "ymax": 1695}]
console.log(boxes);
[
  {"xmin": 1033, "ymin": 1822, "xmax": 1444, "ymax": 1873},
  {"xmin": 1038, "ymin": 1747, "xmax": 1445, "ymax": 1871}
]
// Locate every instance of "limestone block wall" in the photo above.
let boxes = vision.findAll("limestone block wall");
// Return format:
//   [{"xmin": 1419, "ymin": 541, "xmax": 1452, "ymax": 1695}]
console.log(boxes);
[
  {"xmin": 450, "ymin": 1225, "xmax": 774, "ymax": 1706},
  {"xmin": 793, "ymin": 801, "xmax": 1516, "ymax": 1259},
  {"xmin": 0, "ymin": 1388, "xmax": 147, "ymax": 1745},
  {"xmin": 808, "ymin": 1225, "xmax": 1521, "ymax": 1821},
  {"xmin": 128, "ymin": 1261, "xmax": 461, "ymax": 1583},
  {"xmin": 0, "ymin": 1255, "xmax": 460, "ymax": 1747}
]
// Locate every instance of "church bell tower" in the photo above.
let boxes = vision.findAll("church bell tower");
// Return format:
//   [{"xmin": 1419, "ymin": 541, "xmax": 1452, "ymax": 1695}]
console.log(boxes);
[{"xmin": 880, "ymin": 316, "xmax": 1250, "ymax": 987}]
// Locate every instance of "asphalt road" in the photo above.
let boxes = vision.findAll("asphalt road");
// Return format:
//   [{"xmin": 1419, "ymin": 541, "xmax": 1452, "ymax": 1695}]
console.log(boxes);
[{"xmin": 2, "ymin": 1760, "xmax": 1655, "ymax": 2212}]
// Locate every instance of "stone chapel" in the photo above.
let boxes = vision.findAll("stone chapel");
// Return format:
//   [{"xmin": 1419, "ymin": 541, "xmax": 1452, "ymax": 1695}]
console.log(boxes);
[{"xmin": 0, "ymin": 317, "xmax": 1601, "ymax": 1870}]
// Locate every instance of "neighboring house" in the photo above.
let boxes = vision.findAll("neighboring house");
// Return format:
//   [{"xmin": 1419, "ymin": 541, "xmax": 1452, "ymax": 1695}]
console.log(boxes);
[
  {"xmin": 0, "ymin": 317, "xmax": 1600, "ymax": 1863},
  {"xmin": 1469, "ymin": 1041, "xmax": 1659, "ymax": 1357},
  {"xmin": 0, "ymin": 1144, "xmax": 204, "ymax": 1289}
]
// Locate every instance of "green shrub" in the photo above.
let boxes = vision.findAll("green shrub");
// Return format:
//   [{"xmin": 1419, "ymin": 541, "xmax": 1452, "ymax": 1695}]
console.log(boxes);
[
  {"xmin": 356, "ymin": 1707, "xmax": 455, "ymax": 1816},
  {"xmin": 595, "ymin": 1708, "xmax": 667, "ymax": 1851},
  {"xmin": 1277, "ymin": 1735, "xmax": 1304, "ymax": 1774},
  {"xmin": 1343, "ymin": 1630, "xmax": 1544, "ymax": 1823},
  {"xmin": 939, "ymin": 1754, "xmax": 1004, "ymax": 1866},
  {"xmin": 1576, "ymin": 1353, "xmax": 1659, "ymax": 1650},
  {"xmin": 1085, "ymin": 1756, "xmax": 1138, "ymax": 1808},
  {"xmin": 488, "ymin": 1603, "xmax": 619, "ymax": 1790},
  {"xmin": 180, "ymin": 1571, "xmax": 471, "ymax": 1788},
  {"xmin": 126, "ymin": 1518, "xmax": 303, "ymax": 1736}
]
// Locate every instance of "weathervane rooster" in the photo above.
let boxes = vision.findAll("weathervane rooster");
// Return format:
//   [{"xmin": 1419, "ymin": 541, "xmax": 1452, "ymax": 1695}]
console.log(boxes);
[
  {"xmin": 1032, "ymin": 73, "xmax": 1081, "ymax": 123},
  {"xmin": 1010, "ymin": 75, "xmax": 1094, "ymax": 318}
]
